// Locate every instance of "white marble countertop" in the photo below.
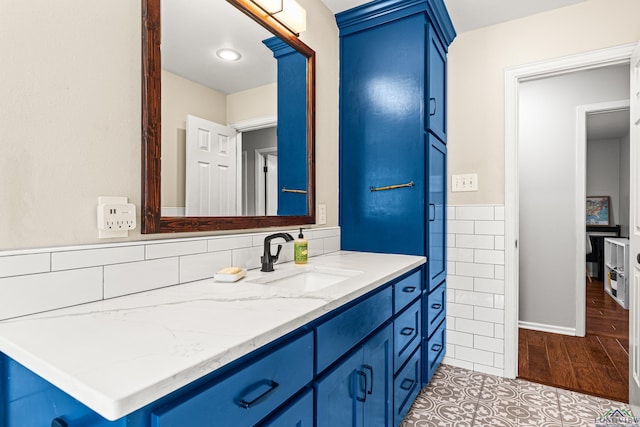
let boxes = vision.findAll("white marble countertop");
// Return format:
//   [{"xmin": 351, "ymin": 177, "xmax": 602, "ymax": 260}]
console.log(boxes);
[{"xmin": 0, "ymin": 251, "xmax": 425, "ymax": 421}]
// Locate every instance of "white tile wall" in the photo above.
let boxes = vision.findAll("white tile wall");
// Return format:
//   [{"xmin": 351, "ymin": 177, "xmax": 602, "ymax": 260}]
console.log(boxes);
[
  {"xmin": 0, "ymin": 227, "xmax": 341, "ymax": 320},
  {"xmin": 444, "ymin": 205, "xmax": 505, "ymax": 377}
]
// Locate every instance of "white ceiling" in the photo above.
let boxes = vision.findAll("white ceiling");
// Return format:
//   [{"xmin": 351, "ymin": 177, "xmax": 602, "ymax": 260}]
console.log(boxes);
[
  {"xmin": 321, "ymin": 0, "xmax": 589, "ymax": 33},
  {"xmin": 164, "ymin": 0, "xmax": 593, "ymax": 94},
  {"xmin": 587, "ymin": 110, "xmax": 630, "ymax": 141}
]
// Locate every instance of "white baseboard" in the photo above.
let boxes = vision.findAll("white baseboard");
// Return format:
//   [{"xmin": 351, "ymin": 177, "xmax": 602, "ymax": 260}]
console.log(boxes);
[{"xmin": 518, "ymin": 321, "xmax": 576, "ymax": 336}]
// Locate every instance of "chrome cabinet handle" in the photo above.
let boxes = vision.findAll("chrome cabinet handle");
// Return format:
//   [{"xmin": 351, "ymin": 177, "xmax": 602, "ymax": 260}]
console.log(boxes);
[
  {"xmin": 370, "ymin": 181, "xmax": 414, "ymax": 192},
  {"xmin": 281, "ymin": 188, "xmax": 307, "ymax": 194},
  {"xmin": 51, "ymin": 419, "xmax": 68, "ymax": 427},
  {"xmin": 237, "ymin": 380, "xmax": 279, "ymax": 409},
  {"xmin": 402, "ymin": 286, "xmax": 416, "ymax": 293},
  {"xmin": 431, "ymin": 303, "xmax": 442, "ymax": 310},
  {"xmin": 429, "ymin": 203, "xmax": 436, "ymax": 221},
  {"xmin": 432, "ymin": 343, "xmax": 442, "ymax": 352}
]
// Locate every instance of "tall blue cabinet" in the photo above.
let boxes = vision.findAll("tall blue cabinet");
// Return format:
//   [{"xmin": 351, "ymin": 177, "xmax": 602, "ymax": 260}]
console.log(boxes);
[{"xmin": 337, "ymin": 0, "xmax": 455, "ymax": 398}]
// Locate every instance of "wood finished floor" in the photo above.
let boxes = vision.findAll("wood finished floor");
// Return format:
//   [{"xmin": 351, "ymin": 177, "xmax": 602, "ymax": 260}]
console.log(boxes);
[{"xmin": 518, "ymin": 279, "xmax": 629, "ymax": 403}]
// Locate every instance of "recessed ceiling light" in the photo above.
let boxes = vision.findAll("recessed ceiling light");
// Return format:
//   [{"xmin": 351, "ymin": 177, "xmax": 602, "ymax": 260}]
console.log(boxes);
[{"xmin": 216, "ymin": 48, "xmax": 242, "ymax": 62}]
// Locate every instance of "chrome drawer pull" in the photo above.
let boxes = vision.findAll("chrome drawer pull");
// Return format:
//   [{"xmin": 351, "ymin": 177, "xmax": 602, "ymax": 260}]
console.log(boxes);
[
  {"xmin": 370, "ymin": 181, "xmax": 414, "ymax": 192},
  {"xmin": 237, "ymin": 380, "xmax": 279, "ymax": 409},
  {"xmin": 400, "ymin": 378, "xmax": 415, "ymax": 391},
  {"xmin": 281, "ymin": 188, "xmax": 307, "ymax": 194},
  {"xmin": 402, "ymin": 286, "xmax": 416, "ymax": 293},
  {"xmin": 429, "ymin": 204, "xmax": 436, "ymax": 221},
  {"xmin": 431, "ymin": 303, "xmax": 442, "ymax": 310},
  {"xmin": 51, "ymin": 419, "xmax": 68, "ymax": 427},
  {"xmin": 431, "ymin": 343, "xmax": 442, "ymax": 352},
  {"xmin": 363, "ymin": 364, "xmax": 374, "ymax": 395},
  {"xmin": 400, "ymin": 327, "xmax": 415, "ymax": 336}
]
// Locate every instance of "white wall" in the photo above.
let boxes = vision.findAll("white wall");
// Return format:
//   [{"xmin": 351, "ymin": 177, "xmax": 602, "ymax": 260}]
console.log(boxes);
[
  {"xmin": 518, "ymin": 65, "xmax": 629, "ymax": 329},
  {"xmin": 587, "ymin": 138, "xmax": 622, "ymax": 226},
  {"xmin": 0, "ymin": 0, "xmax": 339, "ymax": 250},
  {"xmin": 447, "ymin": 0, "xmax": 640, "ymax": 206}
]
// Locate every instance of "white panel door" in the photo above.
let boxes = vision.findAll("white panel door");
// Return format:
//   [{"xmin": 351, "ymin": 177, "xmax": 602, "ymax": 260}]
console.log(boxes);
[
  {"xmin": 185, "ymin": 115, "xmax": 237, "ymax": 216},
  {"xmin": 266, "ymin": 154, "xmax": 278, "ymax": 216},
  {"xmin": 629, "ymin": 41, "xmax": 640, "ymax": 416}
]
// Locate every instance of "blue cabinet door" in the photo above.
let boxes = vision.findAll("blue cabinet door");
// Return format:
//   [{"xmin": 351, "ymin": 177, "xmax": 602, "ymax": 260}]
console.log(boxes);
[
  {"xmin": 428, "ymin": 134, "xmax": 447, "ymax": 290},
  {"xmin": 362, "ymin": 324, "xmax": 393, "ymax": 427},
  {"xmin": 426, "ymin": 27, "xmax": 447, "ymax": 142},
  {"xmin": 339, "ymin": 13, "xmax": 426, "ymax": 256},
  {"xmin": 259, "ymin": 388, "xmax": 313, "ymax": 427},
  {"xmin": 315, "ymin": 349, "xmax": 363, "ymax": 427}
]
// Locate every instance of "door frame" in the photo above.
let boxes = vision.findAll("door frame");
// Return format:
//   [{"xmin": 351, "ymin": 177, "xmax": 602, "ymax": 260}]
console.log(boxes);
[{"xmin": 503, "ymin": 42, "xmax": 636, "ymax": 378}]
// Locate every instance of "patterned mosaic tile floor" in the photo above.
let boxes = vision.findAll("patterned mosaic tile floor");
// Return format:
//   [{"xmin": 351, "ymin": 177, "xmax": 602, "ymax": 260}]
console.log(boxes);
[{"xmin": 402, "ymin": 364, "xmax": 633, "ymax": 426}]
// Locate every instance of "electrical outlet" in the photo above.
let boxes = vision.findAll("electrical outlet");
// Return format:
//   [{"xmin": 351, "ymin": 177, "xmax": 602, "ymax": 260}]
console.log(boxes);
[
  {"xmin": 318, "ymin": 203, "xmax": 327, "ymax": 225},
  {"xmin": 97, "ymin": 196, "xmax": 136, "ymax": 238},
  {"xmin": 451, "ymin": 173, "xmax": 478, "ymax": 192}
]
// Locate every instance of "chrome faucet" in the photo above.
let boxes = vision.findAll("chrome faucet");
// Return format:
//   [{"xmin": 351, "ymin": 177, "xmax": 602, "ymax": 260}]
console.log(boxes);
[{"xmin": 261, "ymin": 233, "xmax": 294, "ymax": 272}]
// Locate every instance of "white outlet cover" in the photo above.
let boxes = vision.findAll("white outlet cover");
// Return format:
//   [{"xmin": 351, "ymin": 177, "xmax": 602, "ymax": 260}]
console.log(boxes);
[{"xmin": 97, "ymin": 196, "xmax": 136, "ymax": 238}]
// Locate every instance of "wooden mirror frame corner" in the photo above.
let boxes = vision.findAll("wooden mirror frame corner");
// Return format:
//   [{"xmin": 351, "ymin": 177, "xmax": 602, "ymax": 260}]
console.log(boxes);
[{"xmin": 141, "ymin": 0, "xmax": 316, "ymax": 234}]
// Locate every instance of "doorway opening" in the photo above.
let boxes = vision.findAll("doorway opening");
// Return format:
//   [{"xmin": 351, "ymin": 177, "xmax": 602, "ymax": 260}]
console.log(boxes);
[{"xmin": 503, "ymin": 42, "xmax": 636, "ymax": 391}]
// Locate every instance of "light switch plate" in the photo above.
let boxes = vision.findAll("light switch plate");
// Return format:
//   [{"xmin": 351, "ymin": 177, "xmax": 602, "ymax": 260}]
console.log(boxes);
[
  {"xmin": 451, "ymin": 173, "xmax": 478, "ymax": 192},
  {"xmin": 317, "ymin": 203, "xmax": 327, "ymax": 225}
]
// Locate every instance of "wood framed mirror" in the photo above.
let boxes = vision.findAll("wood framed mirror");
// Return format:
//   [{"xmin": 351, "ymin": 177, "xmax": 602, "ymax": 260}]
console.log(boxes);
[{"xmin": 142, "ymin": 0, "xmax": 315, "ymax": 233}]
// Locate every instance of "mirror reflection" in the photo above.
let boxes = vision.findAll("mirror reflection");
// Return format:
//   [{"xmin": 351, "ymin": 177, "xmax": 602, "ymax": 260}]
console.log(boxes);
[{"xmin": 160, "ymin": 0, "xmax": 308, "ymax": 217}]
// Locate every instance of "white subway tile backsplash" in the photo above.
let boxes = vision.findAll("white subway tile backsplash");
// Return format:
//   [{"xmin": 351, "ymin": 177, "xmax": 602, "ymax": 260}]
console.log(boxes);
[
  {"xmin": 473, "ymin": 364, "xmax": 504, "ymax": 377},
  {"xmin": 232, "ymin": 247, "xmax": 263, "ymax": 271},
  {"xmin": 474, "ymin": 249, "xmax": 504, "ymax": 265},
  {"xmin": 180, "ymin": 251, "xmax": 232, "ymax": 284},
  {"xmin": 0, "ymin": 253, "xmax": 50, "ymax": 278},
  {"xmin": 455, "ymin": 262, "xmax": 494, "ymax": 279},
  {"xmin": 207, "ymin": 236, "xmax": 253, "ymax": 252},
  {"xmin": 446, "ymin": 206, "xmax": 456, "ymax": 220},
  {"xmin": 448, "ymin": 248, "xmax": 474, "ymax": 263},
  {"xmin": 495, "ymin": 324, "xmax": 504, "ymax": 339},
  {"xmin": 447, "ymin": 261, "xmax": 456, "ymax": 275},
  {"xmin": 146, "ymin": 240, "xmax": 207, "ymax": 260},
  {"xmin": 495, "ymin": 265, "xmax": 505, "ymax": 279},
  {"xmin": 447, "ymin": 330, "xmax": 474, "ymax": 347},
  {"xmin": 494, "ymin": 206, "xmax": 505, "ymax": 221},
  {"xmin": 474, "ymin": 221, "xmax": 504, "ymax": 236},
  {"xmin": 494, "ymin": 236, "xmax": 505, "ymax": 250},
  {"xmin": 104, "ymin": 258, "xmax": 179, "ymax": 298},
  {"xmin": 494, "ymin": 353, "xmax": 504, "ymax": 369},
  {"xmin": 456, "ymin": 206, "xmax": 494, "ymax": 221},
  {"xmin": 312, "ymin": 227, "xmax": 340, "ymax": 239},
  {"xmin": 323, "ymin": 236, "xmax": 341, "ymax": 253},
  {"xmin": 0, "ymin": 268, "xmax": 102, "ymax": 320},
  {"xmin": 447, "ymin": 275, "xmax": 473, "ymax": 291},
  {"xmin": 448, "ymin": 220, "xmax": 474, "ymax": 234},
  {"xmin": 455, "ymin": 318, "xmax": 495, "ymax": 337},
  {"xmin": 448, "ymin": 302, "xmax": 474, "ymax": 319},
  {"xmin": 474, "ymin": 306, "xmax": 504, "ymax": 324},
  {"xmin": 52, "ymin": 246, "xmax": 144, "ymax": 271},
  {"xmin": 494, "ymin": 295, "xmax": 505, "ymax": 310},
  {"xmin": 455, "ymin": 346, "xmax": 494, "ymax": 366},
  {"xmin": 455, "ymin": 290, "xmax": 494, "ymax": 308},
  {"xmin": 474, "ymin": 336, "xmax": 504, "ymax": 353},
  {"xmin": 455, "ymin": 234, "xmax": 495, "ymax": 250},
  {"xmin": 447, "ymin": 234, "xmax": 456, "ymax": 248},
  {"xmin": 474, "ymin": 278, "xmax": 504, "ymax": 294}
]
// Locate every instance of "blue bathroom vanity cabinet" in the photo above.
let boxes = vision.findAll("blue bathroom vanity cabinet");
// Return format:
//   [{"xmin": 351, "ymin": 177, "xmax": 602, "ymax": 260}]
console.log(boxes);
[{"xmin": 336, "ymin": 0, "xmax": 455, "ymax": 405}]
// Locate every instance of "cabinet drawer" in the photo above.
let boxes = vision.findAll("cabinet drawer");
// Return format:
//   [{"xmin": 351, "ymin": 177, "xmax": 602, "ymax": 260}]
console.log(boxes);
[
  {"xmin": 425, "ymin": 319, "xmax": 445, "ymax": 383},
  {"xmin": 394, "ymin": 299, "xmax": 421, "ymax": 373},
  {"xmin": 426, "ymin": 281, "xmax": 446, "ymax": 338},
  {"xmin": 151, "ymin": 332, "xmax": 313, "ymax": 427},
  {"xmin": 393, "ymin": 270, "xmax": 422, "ymax": 313},
  {"xmin": 316, "ymin": 286, "xmax": 392, "ymax": 374},
  {"xmin": 394, "ymin": 346, "xmax": 421, "ymax": 427},
  {"xmin": 258, "ymin": 388, "xmax": 313, "ymax": 427}
]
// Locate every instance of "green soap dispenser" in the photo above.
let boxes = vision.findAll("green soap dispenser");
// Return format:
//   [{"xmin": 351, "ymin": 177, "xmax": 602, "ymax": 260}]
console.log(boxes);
[{"xmin": 294, "ymin": 228, "xmax": 308, "ymax": 264}]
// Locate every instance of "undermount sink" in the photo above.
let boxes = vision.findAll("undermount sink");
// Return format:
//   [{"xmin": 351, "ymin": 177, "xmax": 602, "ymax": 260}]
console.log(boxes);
[{"xmin": 247, "ymin": 266, "xmax": 362, "ymax": 292}]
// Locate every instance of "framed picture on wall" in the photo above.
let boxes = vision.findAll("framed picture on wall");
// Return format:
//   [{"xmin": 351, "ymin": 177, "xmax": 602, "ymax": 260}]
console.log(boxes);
[{"xmin": 586, "ymin": 196, "xmax": 611, "ymax": 225}]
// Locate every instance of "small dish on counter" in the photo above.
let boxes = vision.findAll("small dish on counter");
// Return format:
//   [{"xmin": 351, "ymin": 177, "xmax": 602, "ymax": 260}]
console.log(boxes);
[{"xmin": 213, "ymin": 267, "xmax": 246, "ymax": 283}]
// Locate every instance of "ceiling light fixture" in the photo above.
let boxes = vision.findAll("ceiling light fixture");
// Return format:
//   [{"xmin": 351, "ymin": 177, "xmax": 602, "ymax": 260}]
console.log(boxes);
[
  {"xmin": 251, "ymin": 0, "xmax": 307, "ymax": 36},
  {"xmin": 216, "ymin": 48, "xmax": 242, "ymax": 61}
]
